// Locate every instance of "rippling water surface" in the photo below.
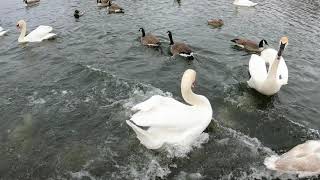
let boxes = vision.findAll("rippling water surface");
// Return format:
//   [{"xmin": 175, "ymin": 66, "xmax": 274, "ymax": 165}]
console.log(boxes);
[{"xmin": 0, "ymin": 0, "xmax": 320, "ymax": 179}]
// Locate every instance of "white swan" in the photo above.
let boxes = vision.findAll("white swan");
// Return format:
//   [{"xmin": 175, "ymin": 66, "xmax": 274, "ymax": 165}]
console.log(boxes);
[
  {"xmin": 16, "ymin": 20, "xmax": 56, "ymax": 43},
  {"xmin": 126, "ymin": 69, "xmax": 213, "ymax": 149},
  {"xmin": 264, "ymin": 140, "xmax": 320, "ymax": 178},
  {"xmin": 247, "ymin": 37, "xmax": 289, "ymax": 96},
  {"xmin": 0, "ymin": 27, "xmax": 8, "ymax": 36},
  {"xmin": 233, "ymin": 0, "xmax": 257, "ymax": 7}
]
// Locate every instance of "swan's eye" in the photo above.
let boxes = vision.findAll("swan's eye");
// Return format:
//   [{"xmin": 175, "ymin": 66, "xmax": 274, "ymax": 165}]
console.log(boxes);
[{"xmin": 16, "ymin": 24, "xmax": 19, "ymax": 27}]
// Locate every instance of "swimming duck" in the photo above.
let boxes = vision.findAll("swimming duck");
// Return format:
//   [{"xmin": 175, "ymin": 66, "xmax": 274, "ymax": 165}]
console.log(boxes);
[
  {"xmin": 247, "ymin": 37, "xmax": 289, "ymax": 95},
  {"xmin": 167, "ymin": 31, "xmax": 194, "ymax": 60},
  {"xmin": 207, "ymin": 19, "xmax": 224, "ymax": 28},
  {"xmin": 16, "ymin": 20, "xmax": 56, "ymax": 43},
  {"xmin": 107, "ymin": 1, "xmax": 124, "ymax": 13},
  {"xmin": 23, "ymin": 0, "xmax": 40, "ymax": 5},
  {"xmin": 139, "ymin": 28, "xmax": 161, "ymax": 47},
  {"xmin": 233, "ymin": 0, "xmax": 257, "ymax": 7},
  {"xmin": 0, "ymin": 27, "xmax": 8, "ymax": 36},
  {"xmin": 264, "ymin": 140, "xmax": 320, "ymax": 178},
  {"xmin": 126, "ymin": 69, "xmax": 213, "ymax": 149},
  {"xmin": 231, "ymin": 38, "xmax": 268, "ymax": 52},
  {"xmin": 74, "ymin": 10, "xmax": 85, "ymax": 19}
]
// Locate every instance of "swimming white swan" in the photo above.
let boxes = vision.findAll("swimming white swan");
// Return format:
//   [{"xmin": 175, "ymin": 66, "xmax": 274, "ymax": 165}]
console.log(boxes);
[
  {"xmin": 126, "ymin": 69, "xmax": 213, "ymax": 149},
  {"xmin": 247, "ymin": 37, "xmax": 289, "ymax": 96},
  {"xmin": 0, "ymin": 27, "xmax": 8, "ymax": 36},
  {"xmin": 16, "ymin": 20, "xmax": 56, "ymax": 43},
  {"xmin": 233, "ymin": 0, "xmax": 257, "ymax": 7},
  {"xmin": 264, "ymin": 140, "xmax": 320, "ymax": 178}
]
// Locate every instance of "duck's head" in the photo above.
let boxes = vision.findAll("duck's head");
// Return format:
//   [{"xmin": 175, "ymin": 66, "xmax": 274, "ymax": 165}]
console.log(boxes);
[
  {"xmin": 182, "ymin": 69, "xmax": 196, "ymax": 90},
  {"xmin": 75, "ymin": 10, "xmax": 79, "ymax": 14},
  {"xmin": 16, "ymin": 20, "xmax": 26, "ymax": 30},
  {"xmin": 23, "ymin": 0, "xmax": 27, "ymax": 3},
  {"xmin": 277, "ymin": 36, "xmax": 288, "ymax": 57}
]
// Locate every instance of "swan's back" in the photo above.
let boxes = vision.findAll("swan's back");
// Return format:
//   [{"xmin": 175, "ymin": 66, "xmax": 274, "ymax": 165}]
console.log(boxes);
[
  {"xmin": 127, "ymin": 95, "xmax": 212, "ymax": 149},
  {"xmin": 265, "ymin": 140, "xmax": 320, "ymax": 177},
  {"xmin": 248, "ymin": 54, "xmax": 268, "ymax": 85},
  {"xmin": 26, "ymin": 25, "xmax": 55, "ymax": 42}
]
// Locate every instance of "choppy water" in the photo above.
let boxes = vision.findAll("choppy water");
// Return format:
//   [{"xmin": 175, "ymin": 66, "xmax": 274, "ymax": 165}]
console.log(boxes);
[{"xmin": 0, "ymin": 0, "xmax": 320, "ymax": 179}]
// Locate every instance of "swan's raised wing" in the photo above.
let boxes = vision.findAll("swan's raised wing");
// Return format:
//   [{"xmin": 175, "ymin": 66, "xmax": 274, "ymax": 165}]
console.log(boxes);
[
  {"xmin": 249, "ymin": 54, "xmax": 268, "ymax": 83},
  {"xmin": 26, "ymin": 25, "xmax": 53, "ymax": 41},
  {"xmin": 261, "ymin": 48, "xmax": 288, "ymax": 85},
  {"xmin": 130, "ymin": 95, "xmax": 204, "ymax": 129}
]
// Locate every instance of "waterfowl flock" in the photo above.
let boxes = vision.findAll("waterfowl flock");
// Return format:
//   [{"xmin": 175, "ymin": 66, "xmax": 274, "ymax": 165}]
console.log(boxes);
[{"xmin": 1, "ymin": 0, "xmax": 319, "ymax": 178}]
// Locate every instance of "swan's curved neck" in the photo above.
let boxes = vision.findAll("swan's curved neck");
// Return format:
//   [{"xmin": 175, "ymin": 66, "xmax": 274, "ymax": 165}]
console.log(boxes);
[
  {"xmin": 18, "ymin": 25, "xmax": 27, "ymax": 42},
  {"xmin": 181, "ymin": 85, "xmax": 209, "ymax": 107},
  {"xmin": 267, "ymin": 56, "xmax": 280, "ymax": 80}
]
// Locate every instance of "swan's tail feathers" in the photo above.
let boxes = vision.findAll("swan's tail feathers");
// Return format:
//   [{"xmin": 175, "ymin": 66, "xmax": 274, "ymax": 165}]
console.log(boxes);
[
  {"xmin": 131, "ymin": 95, "xmax": 162, "ymax": 112},
  {"xmin": 126, "ymin": 120, "xmax": 161, "ymax": 149},
  {"xmin": 264, "ymin": 155, "xmax": 279, "ymax": 171},
  {"xmin": 43, "ymin": 33, "xmax": 56, "ymax": 40}
]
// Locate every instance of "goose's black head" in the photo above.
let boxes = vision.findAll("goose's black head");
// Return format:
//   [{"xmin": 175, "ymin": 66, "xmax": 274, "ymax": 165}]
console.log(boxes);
[
  {"xmin": 139, "ymin": 28, "xmax": 145, "ymax": 37},
  {"xmin": 259, "ymin": 39, "xmax": 268, "ymax": 48}
]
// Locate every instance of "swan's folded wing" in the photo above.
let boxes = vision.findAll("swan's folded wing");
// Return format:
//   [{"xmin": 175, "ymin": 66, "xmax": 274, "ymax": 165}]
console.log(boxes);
[
  {"xmin": 26, "ymin": 25, "xmax": 53, "ymax": 41},
  {"xmin": 249, "ymin": 54, "xmax": 268, "ymax": 82},
  {"xmin": 131, "ymin": 96, "xmax": 200, "ymax": 129}
]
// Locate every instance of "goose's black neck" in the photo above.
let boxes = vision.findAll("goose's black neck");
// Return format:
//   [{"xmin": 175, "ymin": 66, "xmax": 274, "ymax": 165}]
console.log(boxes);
[
  {"xmin": 168, "ymin": 32, "xmax": 174, "ymax": 45},
  {"xmin": 140, "ymin": 28, "xmax": 145, "ymax": 37}
]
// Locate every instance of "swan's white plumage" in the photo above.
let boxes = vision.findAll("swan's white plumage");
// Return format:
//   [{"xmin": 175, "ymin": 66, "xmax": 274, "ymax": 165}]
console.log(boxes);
[
  {"xmin": 17, "ymin": 20, "xmax": 56, "ymax": 43},
  {"xmin": 0, "ymin": 27, "xmax": 7, "ymax": 36},
  {"xmin": 233, "ymin": 0, "xmax": 257, "ymax": 7},
  {"xmin": 261, "ymin": 48, "xmax": 288, "ymax": 85},
  {"xmin": 247, "ymin": 45, "xmax": 288, "ymax": 95},
  {"xmin": 264, "ymin": 140, "xmax": 320, "ymax": 177},
  {"xmin": 127, "ymin": 69, "xmax": 212, "ymax": 149},
  {"xmin": 26, "ymin": 26, "xmax": 55, "ymax": 42}
]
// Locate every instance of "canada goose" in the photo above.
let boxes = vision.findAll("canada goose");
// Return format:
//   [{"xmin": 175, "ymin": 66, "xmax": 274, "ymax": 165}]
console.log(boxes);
[
  {"xmin": 139, "ymin": 28, "xmax": 161, "ymax": 47},
  {"xmin": 107, "ymin": 1, "xmax": 124, "ymax": 13},
  {"xmin": 23, "ymin": 0, "xmax": 40, "ymax": 5},
  {"xmin": 167, "ymin": 31, "xmax": 194, "ymax": 60},
  {"xmin": 264, "ymin": 140, "xmax": 320, "ymax": 177},
  {"xmin": 0, "ymin": 27, "xmax": 8, "ymax": 36},
  {"xmin": 247, "ymin": 37, "xmax": 288, "ymax": 95},
  {"xmin": 233, "ymin": 0, "xmax": 257, "ymax": 7},
  {"xmin": 208, "ymin": 19, "xmax": 224, "ymax": 28},
  {"xmin": 97, "ymin": 0, "xmax": 110, "ymax": 7},
  {"xmin": 231, "ymin": 38, "xmax": 268, "ymax": 52},
  {"xmin": 16, "ymin": 20, "xmax": 56, "ymax": 43},
  {"xmin": 74, "ymin": 10, "xmax": 85, "ymax": 19}
]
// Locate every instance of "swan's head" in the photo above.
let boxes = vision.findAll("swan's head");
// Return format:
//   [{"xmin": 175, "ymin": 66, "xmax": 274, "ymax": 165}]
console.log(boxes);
[
  {"xmin": 181, "ymin": 69, "xmax": 196, "ymax": 91},
  {"xmin": 277, "ymin": 36, "xmax": 288, "ymax": 57},
  {"xmin": 16, "ymin": 20, "xmax": 26, "ymax": 30}
]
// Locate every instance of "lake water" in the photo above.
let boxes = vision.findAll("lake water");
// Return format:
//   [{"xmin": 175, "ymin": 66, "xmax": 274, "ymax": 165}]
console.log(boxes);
[{"xmin": 0, "ymin": 0, "xmax": 319, "ymax": 179}]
